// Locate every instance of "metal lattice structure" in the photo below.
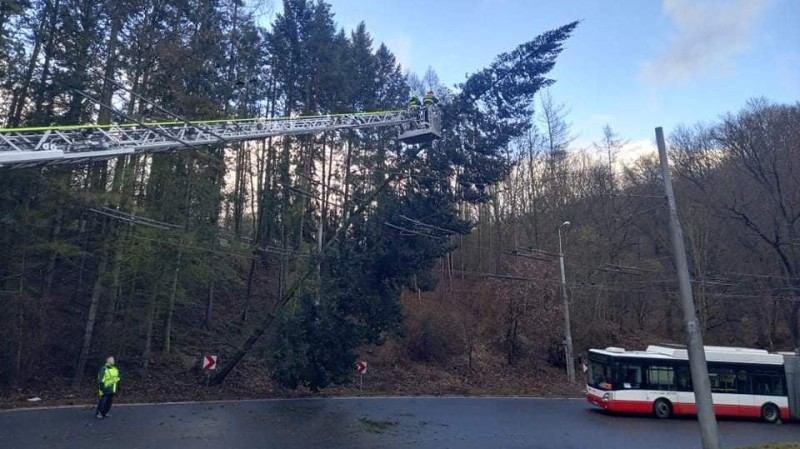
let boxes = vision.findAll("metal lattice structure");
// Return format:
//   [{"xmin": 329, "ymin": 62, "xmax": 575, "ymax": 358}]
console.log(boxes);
[{"xmin": 0, "ymin": 107, "xmax": 441, "ymax": 168}]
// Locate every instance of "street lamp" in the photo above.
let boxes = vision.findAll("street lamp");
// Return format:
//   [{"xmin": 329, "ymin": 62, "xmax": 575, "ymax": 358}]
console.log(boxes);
[{"xmin": 558, "ymin": 221, "xmax": 575, "ymax": 384}]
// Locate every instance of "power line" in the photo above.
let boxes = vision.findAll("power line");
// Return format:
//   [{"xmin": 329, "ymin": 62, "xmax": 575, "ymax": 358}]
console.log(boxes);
[
  {"xmin": 458, "ymin": 243, "xmax": 732, "ymax": 286},
  {"xmin": 126, "ymin": 233, "xmax": 257, "ymax": 260},
  {"xmin": 398, "ymin": 215, "xmax": 459, "ymax": 235},
  {"xmin": 443, "ymin": 268, "xmax": 797, "ymax": 301},
  {"xmin": 384, "ymin": 221, "xmax": 449, "ymax": 240},
  {"xmin": 88, "ymin": 207, "xmax": 181, "ymax": 230}
]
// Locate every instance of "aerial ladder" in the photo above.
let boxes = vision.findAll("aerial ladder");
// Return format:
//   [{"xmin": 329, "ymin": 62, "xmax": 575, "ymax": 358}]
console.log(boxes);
[{"xmin": 0, "ymin": 106, "xmax": 442, "ymax": 168}]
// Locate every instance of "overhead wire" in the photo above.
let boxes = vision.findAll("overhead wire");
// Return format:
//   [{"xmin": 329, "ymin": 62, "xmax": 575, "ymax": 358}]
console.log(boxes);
[
  {"xmin": 444, "ymin": 268, "xmax": 798, "ymax": 301},
  {"xmin": 126, "ymin": 233, "xmax": 310, "ymax": 260},
  {"xmin": 43, "ymin": 206, "xmax": 796, "ymax": 290},
  {"xmin": 384, "ymin": 221, "xmax": 449, "ymax": 240},
  {"xmin": 449, "ymin": 240, "xmax": 791, "ymax": 287},
  {"xmin": 398, "ymin": 214, "xmax": 459, "ymax": 235},
  {"xmin": 68, "ymin": 208, "xmax": 800, "ymax": 295}
]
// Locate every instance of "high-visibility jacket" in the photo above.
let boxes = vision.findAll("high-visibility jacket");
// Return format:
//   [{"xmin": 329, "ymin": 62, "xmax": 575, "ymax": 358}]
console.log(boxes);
[
  {"xmin": 98, "ymin": 364, "xmax": 120, "ymax": 396},
  {"xmin": 409, "ymin": 96, "xmax": 420, "ymax": 110},
  {"xmin": 423, "ymin": 93, "xmax": 437, "ymax": 106}
]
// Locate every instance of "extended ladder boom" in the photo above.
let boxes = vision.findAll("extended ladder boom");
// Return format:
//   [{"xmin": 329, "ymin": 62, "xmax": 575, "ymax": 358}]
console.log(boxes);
[{"xmin": 0, "ymin": 108, "xmax": 441, "ymax": 168}]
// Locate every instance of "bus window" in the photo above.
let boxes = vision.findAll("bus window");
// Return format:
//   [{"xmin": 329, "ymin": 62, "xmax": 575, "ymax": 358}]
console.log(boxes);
[
  {"xmin": 588, "ymin": 359, "xmax": 619, "ymax": 390},
  {"xmin": 646, "ymin": 365, "xmax": 675, "ymax": 391},
  {"xmin": 620, "ymin": 364, "xmax": 642, "ymax": 389},
  {"xmin": 752, "ymin": 374, "xmax": 784, "ymax": 396},
  {"xmin": 676, "ymin": 366, "xmax": 692, "ymax": 392},
  {"xmin": 709, "ymin": 368, "xmax": 737, "ymax": 393},
  {"xmin": 736, "ymin": 370, "xmax": 751, "ymax": 394}
]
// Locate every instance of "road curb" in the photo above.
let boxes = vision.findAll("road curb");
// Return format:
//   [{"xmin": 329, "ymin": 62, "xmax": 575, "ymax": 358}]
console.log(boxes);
[{"xmin": 0, "ymin": 395, "xmax": 583, "ymax": 413}]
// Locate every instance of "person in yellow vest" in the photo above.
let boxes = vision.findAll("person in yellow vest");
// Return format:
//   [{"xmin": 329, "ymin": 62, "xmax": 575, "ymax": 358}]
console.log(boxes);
[
  {"xmin": 409, "ymin": 95, "xmax": 421, "ymax": 112},
  {"xmin": 423, "ymin": 90, "xmax": 438, "ymax": 122},
  {"xmin": 95, "ymin": 356, "xmax": 120, "ymax": 419},
  {"xmin": 423, "ymin": 90, "xmax": 438, "ymax": 107}
]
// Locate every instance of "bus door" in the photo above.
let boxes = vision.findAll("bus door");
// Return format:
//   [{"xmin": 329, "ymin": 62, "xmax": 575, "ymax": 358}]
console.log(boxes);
[
  {"xmin": 674, "ymin": 366, "xmax": 695, "ymax": 415},
  {"xmin": 614, "ymin": 363, "xmax": 649, "ymax": 412},
  {"xmin": 708, "ymin": 367, "xmax": 742, "ymax": 417},
  {"xmin": 734, "ymin": 369, "xmax": 759, "ymax": 418},
  {"xmin": 644, "ymin": 364, "xmax": 678, "ymax": 408}
]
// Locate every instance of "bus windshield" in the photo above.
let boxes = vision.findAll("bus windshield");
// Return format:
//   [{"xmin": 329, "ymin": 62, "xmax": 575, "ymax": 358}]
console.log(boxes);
[
  {"xmin": 588, "ymin": 358, "xmax": 619, "ymax": 390},
  {"xmin": 588, "ymin": 355, "xmax": 646, "ymax": 390}
]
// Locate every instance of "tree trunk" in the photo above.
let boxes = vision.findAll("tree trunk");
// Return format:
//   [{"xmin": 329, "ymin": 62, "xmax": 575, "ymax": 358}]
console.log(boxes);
[
  {"xmin": 100, "ymin": 233, "xmax": 125, "ymax": 354},
  {"xmin": 71, "ymin": 251, "xmax": 108, "ymax": 390},
  {"xmin": 72, "ymin": 216, "xmax": 91, "ymax": 301},
  {"xmin": 242, "ymin": 258, "xmax": 256, "ymax": 322},
  {"xmin": 96, "ymin": 9, "xmax": 122, "ymax": 124},
  {"xmin": 205, "ymin": 278, "xmax": 214, "ymax": 328},
  {"xmin": 63, "ymin": 0, "xmax": 95, "ymax": 124},
  {"xmin": 141, "ymin": 285, "xmax": 159, "ymax": 372},
  {"xmin": 13, "ymin": 307, "xmax": 24, "ymax": 387},
  {"xmin": 342, "ymin": 138, "xmax": 352, "ymax": 224},
  {"xmin": 31, "ymin": 3, "xmax": 58, "ymax": 120},
  {"xmin": 162, "ymin": 250, "xmax": 182, "ymax": 354},
  {"xmin": 233, "ymin": 145, "xmax": 245, "ymax": 237},
  {"xmin": 43, "ymin": 206, "xmax": 64, "ymax": 295},
  {"xmin": 12, "ymin": 222, "xmax": 30, "ymax": 387},
  {"xmin": 7, "ymin": 3, "xmax": 49, "ymax": 126}
]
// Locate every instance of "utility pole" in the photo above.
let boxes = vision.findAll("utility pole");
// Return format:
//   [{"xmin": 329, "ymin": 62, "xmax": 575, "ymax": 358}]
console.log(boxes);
[
  {"xmin": 558, "ymin": 221, "xmax": 575, "ymax": 384},
  {"xmin": 656, "ymin": 127, "xmax": 719, "ymax": 449}
]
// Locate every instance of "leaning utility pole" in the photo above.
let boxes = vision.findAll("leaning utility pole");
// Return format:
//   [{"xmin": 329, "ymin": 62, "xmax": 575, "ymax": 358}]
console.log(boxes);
[
  {"xmin": 558, "ymin": 221, "xmax": 575, "ymax": 384},
  {"xmin": 656, "ymin": 127, "xmax": 719, "ymax": 449}
]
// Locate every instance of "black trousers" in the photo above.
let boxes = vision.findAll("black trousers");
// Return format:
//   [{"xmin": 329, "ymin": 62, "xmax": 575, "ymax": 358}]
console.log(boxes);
[{"xmin": 96, "ymin": 393, "xmax": 114, "ymax": 416}]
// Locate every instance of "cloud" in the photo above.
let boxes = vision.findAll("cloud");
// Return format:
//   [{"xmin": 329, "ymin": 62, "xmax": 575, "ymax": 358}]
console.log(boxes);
[
  {"xmin": 575, "ymin": 138, "xmax": 658, "ymax": 170},
  {"xmin": 616, "ymin": 139, "xmax": 658, "ymax": 167},
  {"xmin": 640, "ymin": 0, "xmax": 770, "ymax": 86},
  {"xmin": 386, "ymin": 35, "xmax": 413, "ymax": 71}
]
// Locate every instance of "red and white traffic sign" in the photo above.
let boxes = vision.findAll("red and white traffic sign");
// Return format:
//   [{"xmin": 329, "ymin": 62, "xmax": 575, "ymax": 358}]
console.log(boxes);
[
  {"xmin": 203, "ymin": 355, "xmax": 218, "ymax": 370},
  {"xmin": 355, "ymin": 360, "xmax": 367, "ymax": 374}
]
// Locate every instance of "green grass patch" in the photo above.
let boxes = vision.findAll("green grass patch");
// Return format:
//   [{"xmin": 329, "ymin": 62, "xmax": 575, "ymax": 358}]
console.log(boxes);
[{"xmin": 358, "ymin": 416, "xmax": 398, "ymax": 434}]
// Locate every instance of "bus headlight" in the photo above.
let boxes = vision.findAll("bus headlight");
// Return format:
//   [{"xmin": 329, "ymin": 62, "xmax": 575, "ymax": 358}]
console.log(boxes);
[{"xmin": 602, "ymin": 393, "xmax": 611, "ymax": 402}]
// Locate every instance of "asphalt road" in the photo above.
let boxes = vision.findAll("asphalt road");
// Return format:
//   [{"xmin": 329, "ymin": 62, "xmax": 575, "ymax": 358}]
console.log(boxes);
[{"xmin": 0, "ymin": 397, "xmax": 798, "ymax": 449}]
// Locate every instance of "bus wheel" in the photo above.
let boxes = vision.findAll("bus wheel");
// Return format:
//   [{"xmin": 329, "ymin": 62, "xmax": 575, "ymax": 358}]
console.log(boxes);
[
  {"xmin": 761, "ymin": 403, "xmax": 780, "ymax": 424},
  {"xmin": 653, "ymin": 398, "xmax": 672, "ymax": 419}
]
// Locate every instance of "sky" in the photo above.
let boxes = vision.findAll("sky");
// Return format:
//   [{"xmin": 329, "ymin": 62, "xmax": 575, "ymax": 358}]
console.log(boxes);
[{"xmin": 272, "ymin": 0, "xmax": 800, "ymax": 162}]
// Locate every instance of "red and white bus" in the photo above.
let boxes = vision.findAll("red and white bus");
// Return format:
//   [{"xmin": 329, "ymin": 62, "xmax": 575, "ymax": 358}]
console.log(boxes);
[{"xmin": 586, "ymin": 344, "xmax": 800, "ymax": 423}]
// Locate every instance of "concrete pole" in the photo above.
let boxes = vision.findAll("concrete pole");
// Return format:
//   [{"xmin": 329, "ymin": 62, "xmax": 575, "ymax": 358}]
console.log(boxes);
[
  {"xmin": 558, "ymin": 222, "xmax": 575, "ymax": 384},
  {"xmin": 656, "ymin": 127, "xmax": 719, "ymax": 449}
]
